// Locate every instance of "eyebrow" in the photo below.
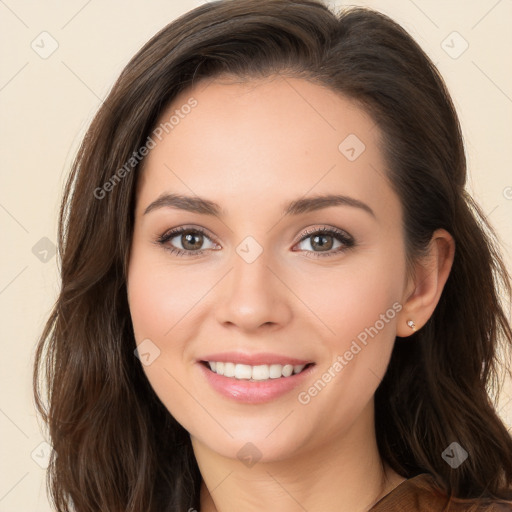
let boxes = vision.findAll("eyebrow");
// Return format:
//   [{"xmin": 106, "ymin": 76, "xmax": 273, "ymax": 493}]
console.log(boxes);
[{"xmin": 143, "ymin": 192, "xmax": 375, "ymax": 218}]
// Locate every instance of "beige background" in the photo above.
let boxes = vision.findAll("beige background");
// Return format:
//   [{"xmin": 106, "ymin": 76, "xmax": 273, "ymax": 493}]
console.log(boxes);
[{"xmin": 0, "ymin": 0, "xmax": 511, "ymax": 510}]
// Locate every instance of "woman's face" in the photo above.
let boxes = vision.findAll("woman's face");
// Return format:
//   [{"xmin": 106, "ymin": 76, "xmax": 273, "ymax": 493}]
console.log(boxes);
[{"xmin": 127, "ymin": 75, "xmax": 411, "ymax": 463}]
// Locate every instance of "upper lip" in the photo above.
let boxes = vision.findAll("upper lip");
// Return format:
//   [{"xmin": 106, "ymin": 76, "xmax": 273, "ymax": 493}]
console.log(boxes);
[{"xmin": 199, "ymin": 352, "xmax": 313, "ymax": 366}]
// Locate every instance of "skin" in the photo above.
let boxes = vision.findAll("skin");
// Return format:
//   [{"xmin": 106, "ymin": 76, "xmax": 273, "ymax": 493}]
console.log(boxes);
[{"xmin": 127, "ymin": 74, "xmax": 455, "ymax": 512}]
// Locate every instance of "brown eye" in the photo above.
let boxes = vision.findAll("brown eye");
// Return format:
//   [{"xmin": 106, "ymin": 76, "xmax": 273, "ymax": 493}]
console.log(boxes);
[
  {"xmin": 309, "ymin": 233, "xmax": 335, "ymax": 251},
  {"xmin": 295, "ymin": 227, "xmax": 355, "ymax": 257},
  {"xmin": 158, "ymin": 227, "xmax": 218, "ymax": 256},
  {"xmin": 180, "ymin": 230, "xmax": 204, "ymax": 251}
]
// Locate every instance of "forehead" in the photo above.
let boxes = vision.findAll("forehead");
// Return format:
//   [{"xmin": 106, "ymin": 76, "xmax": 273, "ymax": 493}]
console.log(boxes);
[{"xmin": 135, "ymin": 75, "xmax": 397, "ymax": 222}]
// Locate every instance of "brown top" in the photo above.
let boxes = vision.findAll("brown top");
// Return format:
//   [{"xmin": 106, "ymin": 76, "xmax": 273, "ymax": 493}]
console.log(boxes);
[{"xmin": 369, "ymin": 473, "xmax": 512, "ymax": 511}]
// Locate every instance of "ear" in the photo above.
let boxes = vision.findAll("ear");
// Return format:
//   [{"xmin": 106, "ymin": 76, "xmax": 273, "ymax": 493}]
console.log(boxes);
[{"xmin": 396, "ymin": 228, "xmax": 455, "ymax": 337}]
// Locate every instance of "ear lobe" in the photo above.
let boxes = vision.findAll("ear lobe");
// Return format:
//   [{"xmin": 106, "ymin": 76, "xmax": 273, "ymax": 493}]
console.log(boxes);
[{"xmin": 396, "ymin": 229, "xmax": 455, "ymax": 337}]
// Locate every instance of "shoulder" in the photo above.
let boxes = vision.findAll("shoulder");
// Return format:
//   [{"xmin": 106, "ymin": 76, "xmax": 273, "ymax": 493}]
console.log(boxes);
[{"xmin": 369, "ymin": 473, "xmax": 512, "ymax": 512}]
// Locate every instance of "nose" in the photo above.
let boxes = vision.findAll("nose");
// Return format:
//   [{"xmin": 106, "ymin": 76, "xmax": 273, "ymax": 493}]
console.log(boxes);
[{"xmin": 214, "ymin": 248, "xmax": 293, "ymax": 333}]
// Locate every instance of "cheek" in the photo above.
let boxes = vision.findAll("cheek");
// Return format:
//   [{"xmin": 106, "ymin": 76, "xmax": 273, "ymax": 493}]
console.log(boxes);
[
  {"xmin": 292, "ymin": 264, "xmax": 403, "ymax": 430},
  {"xmin": 292, "ymin": 255, "xmax": 404, "ymax": 343},
  {"xmin": 126, "ymin": 248, "xmax": 208, "ymax": 430},
  {"xmin": 291, "ymin": 245, "xmax": 405, "ymax": 398},
  {"xmin": 127, "ymin": 247, "xmax": 208, "ymax": 342}
]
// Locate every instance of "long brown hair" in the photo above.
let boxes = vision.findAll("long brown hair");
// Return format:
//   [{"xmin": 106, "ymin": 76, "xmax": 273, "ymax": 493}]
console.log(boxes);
[{"xmin": 33, "ymin": 0, "xmax": 512, "ymax": 510}]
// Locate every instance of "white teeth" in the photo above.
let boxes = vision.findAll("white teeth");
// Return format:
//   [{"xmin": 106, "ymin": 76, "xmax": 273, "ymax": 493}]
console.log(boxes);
[
  {"xmin": 206, "ymin": 361, "xmax": 309, "ymax": 380},
  {"xmin": 223, "ymin": 362, "xmax": 235, "ymax": 377},
  {"xmin": 282, "ymin": 364, "xmax": 293, "ymax": 377},
  {"xmin": 252, "ymin": 365, "xmax": 270, "ymax": 380},
  {"xmin": 234, "ymin": 364, "xmax": 252, "ymax": 379},
  {"xmin": 269, "ymin": 364, "xmax": 283, "ymax": 379},
  {"xmin": 294, "ymin": 364, "xmax": 305, "ymax": 374}
]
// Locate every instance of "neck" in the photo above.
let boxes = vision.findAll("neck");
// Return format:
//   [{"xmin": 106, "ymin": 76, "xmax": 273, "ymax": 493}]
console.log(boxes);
[{"xmin": 192, "ymin": 402, "xmax": 405, "ymax": 512}]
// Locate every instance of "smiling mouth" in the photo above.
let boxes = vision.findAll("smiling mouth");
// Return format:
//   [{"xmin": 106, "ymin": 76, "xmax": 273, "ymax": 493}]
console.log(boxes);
[{"xmin": 201, "ymin": 361, "xmax": 315, "ymax": 381}]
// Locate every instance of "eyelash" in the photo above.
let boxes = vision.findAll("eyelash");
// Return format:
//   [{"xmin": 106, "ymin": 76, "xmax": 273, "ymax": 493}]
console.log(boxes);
[{"xmin": 156, "ymin": 225, "xmax": 355, "ymax": 259}]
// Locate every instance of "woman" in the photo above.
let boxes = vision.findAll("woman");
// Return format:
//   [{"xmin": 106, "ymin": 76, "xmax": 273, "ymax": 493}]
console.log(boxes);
[{"xmin": 33, "ymin": 0, "xmax": 512, "ymax": 510}]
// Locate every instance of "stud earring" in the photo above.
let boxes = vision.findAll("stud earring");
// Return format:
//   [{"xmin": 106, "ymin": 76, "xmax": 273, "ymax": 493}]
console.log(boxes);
[{"xmin": 407, "ymin": 320, "xmax": 417, "ymax": 332}]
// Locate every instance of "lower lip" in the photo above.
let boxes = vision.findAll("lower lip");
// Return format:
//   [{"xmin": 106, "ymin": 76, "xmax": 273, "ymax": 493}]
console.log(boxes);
[{"xmin": 198, "ymin": 363, "xmax": 315, "ymax": 404}]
